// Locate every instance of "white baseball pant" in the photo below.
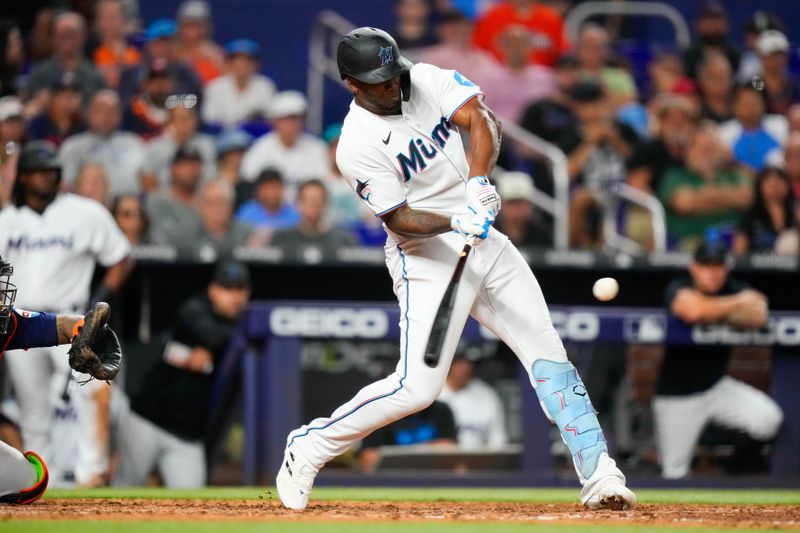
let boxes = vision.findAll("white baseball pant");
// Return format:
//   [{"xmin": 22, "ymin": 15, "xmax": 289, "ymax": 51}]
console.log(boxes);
[
  {"xmin": 653, "ymin": 375, "xmax": 783, "ymax": 479},
  {"xmin": 0, "ymin": 440, "xmax": 37, "ymax": 497}
]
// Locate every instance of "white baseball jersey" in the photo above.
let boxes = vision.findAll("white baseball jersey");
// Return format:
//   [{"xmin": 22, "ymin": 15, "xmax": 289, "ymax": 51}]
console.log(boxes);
[
  {"xmin": 439, "ymin": 379, "xmax": 508, "ymax": 449},
  {"xmin": 0, "ymin": 194, "xmax": 130, "ymax": 312},
  {"xmin": 336, "ymin": 63, "xmax": 483, "ymax": 227}
]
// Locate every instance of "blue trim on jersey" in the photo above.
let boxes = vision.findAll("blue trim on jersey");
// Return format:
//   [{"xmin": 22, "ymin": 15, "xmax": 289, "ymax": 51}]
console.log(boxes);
[
  {"xmin": 6, "ymin": 309, "xmax": 57, "ymax": 351},
  {"xmin": 374, "ymin": 199, "xmax": 408, "ymax": 218},
  {"xmin": 288, "ymin": 245, "xmax": 410, "ymax": 448},
  {"xmin": 447, "ymin": 92, "xmax": 483, "ymax": 123}
]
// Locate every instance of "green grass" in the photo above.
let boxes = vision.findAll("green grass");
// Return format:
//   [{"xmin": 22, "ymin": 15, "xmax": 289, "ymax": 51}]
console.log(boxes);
[{"xmin": 46, "ymin": 486, "xmax": 800, "ymax": 505}]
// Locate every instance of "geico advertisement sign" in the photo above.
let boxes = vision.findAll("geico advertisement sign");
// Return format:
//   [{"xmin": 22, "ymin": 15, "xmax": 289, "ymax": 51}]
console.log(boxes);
[
  {"xmin": 549, "ymin": 311, "xmax": 600, "ymax": 342},
  {"xmin": 692, "ymin": 316, "xmax": 800, "ymax": 346},
  {"xmin": 270, "ymin": 307, "xmax": 389, "ymax": 338}
]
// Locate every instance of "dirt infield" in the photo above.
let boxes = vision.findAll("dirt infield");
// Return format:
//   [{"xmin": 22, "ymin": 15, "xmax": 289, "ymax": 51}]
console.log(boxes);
[{"xmin": 3, "ymin": 499, "xmax": 800, "ymax": 529}]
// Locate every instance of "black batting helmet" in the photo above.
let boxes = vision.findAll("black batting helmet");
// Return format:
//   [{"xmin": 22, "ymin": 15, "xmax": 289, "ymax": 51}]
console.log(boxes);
[
  {"xmin": 337, "ymin": 27, "xmax": 413, "ymax": 85},
  {"xmin": 13, "ymin": 140, "xmax": 62, "ymax": 206}
]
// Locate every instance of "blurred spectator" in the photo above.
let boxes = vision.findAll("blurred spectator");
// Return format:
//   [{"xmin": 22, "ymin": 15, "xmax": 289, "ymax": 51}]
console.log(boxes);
[
  {"xmin": 359, "ymin": 401, "xmax": 456, "ymax": 473},
  {"xmin": 683, "ymin": 0, "xmax": 740, "ymax": 80},
  {"xmin": 438, "ymin": 345, "xmax": 507, "ymax": 449},
  {"xmin": 718, "ymin": 84, "xmax": 787, "ymax": 172},
  {"xmin": 654, "ymin": 241, "xmax": 782, "ymax": 479},
  {"xmin": 473, "ymin": 0, "xmax": 568, "ymax": 67},
  {"xmin": 173, "ymin": 0, "xmax": 224, "ymax": 84},
  {"xmin": 697, "ymin": 52, "xmax": 734, "ymax": 124},
  {"xmin": 0, "ymin": 22, "xmax": 24, "ymax": 97},
  {"xmin": 59, "ymin": 89, "xmax": 146, "ymax": 195},
  {"xmin": 117, "ymin": 19, "xmax": 201, "ymax": 104},
  {"xmin": 565, "ymin": 80, "xmax": 638, "ymax": 247},
  {"xmin": 271, "ymin": 179, "xmax": 357, "ymax": 258},
  {"xmin": 788, "ymin": 105, "xmax": 800, "ymax": 134},
  {"xmin": 493, "ymin": 171, "xmax": 552, "ymax": 247},
  {"xmin": 0, "ymin": 96, "xmax": 26, "ymax": 146},
  {"xmin": 123, "ymin": 59, "xmax": 178, "ymax": 139},
  {"xmin": 658, "ymin": 124, "xmax": 752, "ymax": 250},
  {"xmin": 628, "ymin": 96, "xmax": 696, "ymax": 196},
  {"xmin": 575, "ymin": 24, "xmax": 638, "ymax": 109},
  {"xmin": 320, "ymin": 123, "xmax": 367, "ymax": 228},
  {"xmin": 737, "ymin": 11, "xmax": 783, "ymax": 85},
  {"xmin": 421, "ymin": 10, "xmax": 497, "ymax": 86},
  {"xmin": 192, "ymin": 180, "xmax": 252, "ymax": 260},
  {"xmin": 74, "ymin": 163, "xmax": 110, "ymax": 207},
  {"xmin": 733, "ymin": 166, "xmax": 795, "ymax": 254},
  {"xmin": 27, "ymin": 72, "xmax": 85, "ymax": 147},
  {"xmin": 141, "ymin": 100, "xmax": 215, "ymax": 191},
  {"xmin": 114, "ymin": 261, "xmax": 251, "ymax": 487},
  {"xmin": 214, "ymin": 129, "xmax": 254, "ymax": 209},
  {"xmin": 784, "ymin": 133, "xmax": 800, "ymax": 199},
  {"xmin": 393, "ymin": 0, "xmax": 437, "ymax": 53},
  {"xmin": 240, "ymin": 91, "xmax": 328, "ymax": 195},
  {"xmin": 774, "ymin": 202, "xmax": 800, "ymax": 254},
  {"xmin": 519, "ymin": 54, "xmax": 579, "ymax": 149},
  {"xmin": 146, "ymin": 146, "xmax": 203, "ymax": 245},
  {"xmin": 112, "ymin": 194, "xmax": 149, "ymax": 245},
  {"xmin": 235, "ymin": 168, "xmax": 299, "ymax": 230},
  {"xmin": 24, "ymin": 12, "xmax": 105, "ymax": 104},
  {"xmin": 756, "ymin": 30, "xmax": 800, "ymax": 116},
  {"xmin": 648, "ymin": 51, "xmax": 688, "ymax": 99},
  {"xmin": 92, "ymin": 0, "xmax": 141, "ymax": 88},
  {"xmin": 479, "ymin": 25, "xmax": 554, "ymax": 123},
  {"xmin": 201, "ymin": 39, "xmax": 277, "ymax": 129}
]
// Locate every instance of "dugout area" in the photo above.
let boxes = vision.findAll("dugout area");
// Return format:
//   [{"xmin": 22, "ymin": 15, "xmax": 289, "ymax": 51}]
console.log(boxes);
[{"xmin": 2, "ymin": 487, "xmax": 800, "ymax": 532}]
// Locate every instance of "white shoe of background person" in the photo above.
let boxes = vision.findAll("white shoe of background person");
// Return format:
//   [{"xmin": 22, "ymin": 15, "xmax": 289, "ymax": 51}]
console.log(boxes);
[
  {"xmin": 276, "ymin": 447, "xmax": 318, "ymax": 510},
  {"xmin": 580, "ymin": 453, "xmax": 637, "ymax": 510}
]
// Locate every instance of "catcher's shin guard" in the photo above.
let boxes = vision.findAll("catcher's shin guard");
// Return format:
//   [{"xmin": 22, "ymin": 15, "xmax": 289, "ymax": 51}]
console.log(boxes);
[
  {"xmin": 532, "ymin": 360, "xmax": 607, "ymax": 481},
  {"xmin": 0, "ymin": 451, "xmax": 49, "ymax": 504}
]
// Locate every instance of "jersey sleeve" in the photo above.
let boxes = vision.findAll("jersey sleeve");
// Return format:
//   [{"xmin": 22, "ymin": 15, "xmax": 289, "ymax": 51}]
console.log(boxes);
[
  {"xmin": 336, "ymin": 139, "xmax": 408, "ymax": 218},
  {"xmin": 420, "ymin": 64, "xmax": 484, "ymax": 123},
  {"xmin": 87, "ymin": 202, "xmax": 132, "ymax": 266},
  {"xmin": 4, "ymin": 308, "xmax": 58, "ymax": 352}
]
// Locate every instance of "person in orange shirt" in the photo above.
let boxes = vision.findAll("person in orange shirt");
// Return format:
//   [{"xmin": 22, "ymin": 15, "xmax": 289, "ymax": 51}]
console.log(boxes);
[
  {"xmin": 473, "ymin": 0, "xmax": 569, "ymax": 67},
  {"xmin": 92, "ymin": 0, "xmax": 141, "ymax": 88},
  {"xmin": 173, "ymin": 0, "xmax": 224, "ymax": 84}
]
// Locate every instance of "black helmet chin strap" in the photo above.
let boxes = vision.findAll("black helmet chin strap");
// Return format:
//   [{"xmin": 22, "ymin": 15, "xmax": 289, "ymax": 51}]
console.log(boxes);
[{"xmin": 400, "ymin": 71, "xmax": 411, "ymax": 102}]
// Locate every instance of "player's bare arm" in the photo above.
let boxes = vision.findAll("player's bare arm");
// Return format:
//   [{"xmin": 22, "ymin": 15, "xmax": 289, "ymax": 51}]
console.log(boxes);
[
  {"xmin": 450, "ymin": 97, "xmax": 502, "ymax": 178},
  {"xmin": 381, "ymin": 204, "xmax": 452, "ymax": 238},
  {"xmin": 671, "ymin": 288, "xmax": 768, "ymax": 327},
  {"xmin": 55, "ymin": 314, "xmax": 85, "ymax": 344}
]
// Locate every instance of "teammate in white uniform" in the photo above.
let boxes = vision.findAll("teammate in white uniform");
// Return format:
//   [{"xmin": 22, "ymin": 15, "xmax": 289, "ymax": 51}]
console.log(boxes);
[
  {"xmin": 276, "ymin": 28, "xmax": 635, "ymax": 510},
  {"xmin": 0, "ymin": 141, "xmax": 131, "ymax": 486}
]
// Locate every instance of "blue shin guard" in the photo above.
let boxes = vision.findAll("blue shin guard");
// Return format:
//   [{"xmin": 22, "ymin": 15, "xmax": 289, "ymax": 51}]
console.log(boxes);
[{"xmin": 532, "ymin": 360, "xmax": 607, "ymax": 481}]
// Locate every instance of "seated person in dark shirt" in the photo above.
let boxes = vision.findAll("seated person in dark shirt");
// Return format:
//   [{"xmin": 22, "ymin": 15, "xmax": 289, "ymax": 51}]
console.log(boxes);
[
  {"xmin": 493, "ymin": 171, "xmax": 553, "ymax": 247},
  {"xmin": 733, "ymin": 166, "xmax": 796, "ymax": 254},
  {"xmin": 359, "ymin": 400, "xmax": 456, "ymax": 473},
  {"xmin": 519, "ymin": 54, "xmax": 580, "ymax": 150},
  {"xmin": 653, "ymin": 240, "xmax": 782, "ymax": 479},
  {"xmin": 271, "ymin": 179, "xmax": 357, "ymax": 261},
  {"xmin": 113, "ymin": 261, "xmax": 251, "ymax": 487}
]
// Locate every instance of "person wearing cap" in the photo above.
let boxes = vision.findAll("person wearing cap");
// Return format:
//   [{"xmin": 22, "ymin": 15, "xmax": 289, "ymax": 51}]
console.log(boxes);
[
  {"xmin": 756, "ymin": 30, "xmax": 800, "ymax": 116},
  {"xmin": 240, "ymin": 91, "xmax": 328, "ymax": 195},
  {"xmin": 493, "ymin": 170, "xmax": 552, "ymax": 247},
  {"xmin": 683, "ymin": 0, "xmax": 740, "ymax": 80},
  {"xmin": 59, "ymin": 89, "xmax": 147, "ymax": 196},
  {"xmin": 737, "ymin": 11, "xmax": 784, "ymax": 86},
  {"xmin": 438, "ymin": 343, "xmax": 508, "ymax": 450},
  {"xmin": 141, "ymin": 96, "xmax": 216, "ymax": 190},
  {"xmin": 201, "ymin": 38, "xmax": 277, "ymax": 129},
  {"xmin": 27, "ymin": 72, "xmax": 85, "ymax": 147},
  {"xmin": 146, "ymin": 146, "xmax": 205, "ymax": 246},
  {"xmin": 173, "ymin": 0, "xmax": 224, "ymax": 84},
  {"xmin": 235, "ymin": 168, "xmax": 300, "ymax": 231},
  {"xmin": 117, "ymin": 19, "xmax": 201, "ymax": 105},
  {"xmin": 214, "ymin": 129, "xmax": 254, "ymax": 209},
  {"xmin": 0, "ymin": 96, "xmax": 27, "ymax": 149},
  {"xmin": 717, "ymin": 83, "xmax": 787, "ymax": 172},
  {"xmin": 653, "ymin": 240, "xmax": 782, "ymax": 479},
  {"xmin": 24, "ymin": 12, "xmax": 106, "ymax": 104},
  {"xmin": 114, "ymin": 260, "xmax": 252, "ymax": 487},
  {"xmin": 91, "ymin": 0, "xmax": 142, "ymax": 88},
  {"xmin": 658, "ymin": 123, "xmax": 752, "ymax": 251}
]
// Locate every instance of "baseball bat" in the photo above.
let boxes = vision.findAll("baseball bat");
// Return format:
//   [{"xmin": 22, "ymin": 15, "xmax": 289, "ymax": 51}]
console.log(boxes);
[{"xmin": 423, "ymin": 243, "xmax": 472, "ymax": 368}]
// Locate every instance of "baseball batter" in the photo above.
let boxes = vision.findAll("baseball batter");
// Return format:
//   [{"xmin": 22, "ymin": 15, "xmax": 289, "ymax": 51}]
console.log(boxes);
[
  {"xmin": 0, "ymin": 141, "xmax": 131, "ymax": 486},
  {"xmin": 0, "ymin": 255, "xmax": 122, "ymax": 504},
  {"xmin": 277, "ymin": 28, "xmax": 635, "ymax": 510}
]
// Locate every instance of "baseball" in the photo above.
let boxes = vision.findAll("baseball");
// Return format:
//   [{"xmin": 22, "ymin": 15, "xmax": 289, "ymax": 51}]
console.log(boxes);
[{"xmin": 593, "ymin": 277, "xmax": 619, "ymax": 302}]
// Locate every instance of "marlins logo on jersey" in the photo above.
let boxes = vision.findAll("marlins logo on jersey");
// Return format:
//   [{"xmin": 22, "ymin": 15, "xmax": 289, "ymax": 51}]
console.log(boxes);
[{"xmin": 355, "ymin": 179, "xmax": 373, "ymax": 205}]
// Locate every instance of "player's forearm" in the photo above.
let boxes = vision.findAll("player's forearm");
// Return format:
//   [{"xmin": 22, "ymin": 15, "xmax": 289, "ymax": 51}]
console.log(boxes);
[
  {"xmin": 466, "ymin": 106, "xmax": 501, "ymax": 178},
  {"xmin": 56, "ymin": 314, "xmax": 84, "ymax": 344},
  {"xmin": 382, "ymin": 204, "xmax": 452, "ymax": 238}
]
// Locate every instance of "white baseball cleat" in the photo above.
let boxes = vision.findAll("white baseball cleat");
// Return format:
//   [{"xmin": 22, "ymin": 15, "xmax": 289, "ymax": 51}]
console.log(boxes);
[
  {"xmin": 276, "ymin": 448, "xmax": 318, "ymax": 510},
  {"xmin": 580, "ymin": 453, "xmax": 636, "ymax": 510}
]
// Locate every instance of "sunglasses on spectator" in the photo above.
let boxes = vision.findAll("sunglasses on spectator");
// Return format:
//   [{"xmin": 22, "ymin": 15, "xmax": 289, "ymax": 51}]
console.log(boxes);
[{"xmin": 165, "ymin": 93, "xmax": 198, "ymax": 110}]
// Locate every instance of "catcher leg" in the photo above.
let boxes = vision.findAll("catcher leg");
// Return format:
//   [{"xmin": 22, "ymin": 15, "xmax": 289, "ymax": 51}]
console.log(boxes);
[
  {"xmin": 4, "ymin": 348, "xmax": 57, "ymax": 454},
  {"xmin": 74, "ymin": 379, "xmax": 111, "ymax": 486},
  {"xmin": 159, "ymin": 437, "xmax": 206, "ymax": 488},
  {"xmin": 112, "ymin": 409, "xmax": 159, "ymax": 487},
  {"xmin": 0, "ymin": 441, "xmax": 48, "ymax": 504}
]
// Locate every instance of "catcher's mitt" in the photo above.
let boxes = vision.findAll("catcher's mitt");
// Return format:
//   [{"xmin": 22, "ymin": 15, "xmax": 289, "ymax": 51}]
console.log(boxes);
[{"xmin": 68, "ymin": 302, "xmax": 122, "ymax": 381}]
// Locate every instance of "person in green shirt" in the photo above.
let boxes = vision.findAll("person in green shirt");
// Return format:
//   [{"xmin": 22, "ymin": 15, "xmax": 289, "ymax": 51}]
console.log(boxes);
[{"xmin": 658, "ymin": 124, "xmax": 753, "ymax": 250}]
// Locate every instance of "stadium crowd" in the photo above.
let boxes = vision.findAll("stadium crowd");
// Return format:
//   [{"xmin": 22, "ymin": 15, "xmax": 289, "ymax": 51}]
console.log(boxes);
[{"xmin": 0, "ymin": 0, "xmax": 796, "ymax": 489}]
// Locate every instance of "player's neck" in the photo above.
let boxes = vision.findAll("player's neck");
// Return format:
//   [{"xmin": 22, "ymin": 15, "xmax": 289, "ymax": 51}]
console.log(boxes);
[
  {"xmin": 354, "ymin": 97, "xmax": 401, "ymax": 117},
  {"xmin": 25, "ymin": 194, "xmax": 56, "ymax": 214}
]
